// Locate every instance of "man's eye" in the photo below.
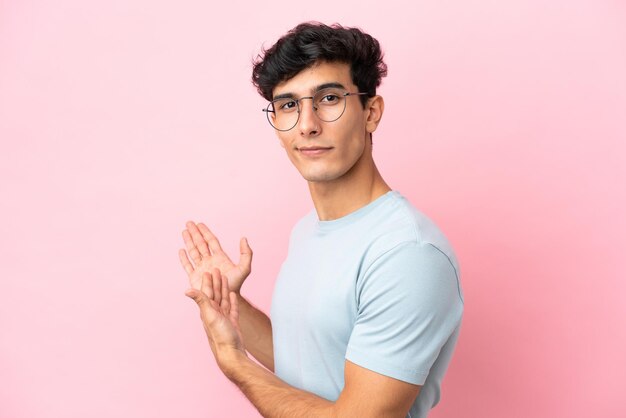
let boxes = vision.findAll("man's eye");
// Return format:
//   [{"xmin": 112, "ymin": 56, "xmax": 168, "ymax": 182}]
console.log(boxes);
[
  {"xmin": 280, "ymin": 101, "xmax": 297, "ymax": 111},
  {"xmin": 320, "ymin": 94, "xmax": 340, "ymax": 103}
]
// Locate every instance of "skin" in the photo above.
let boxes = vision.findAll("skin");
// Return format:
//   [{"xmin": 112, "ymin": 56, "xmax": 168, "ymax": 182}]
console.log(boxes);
[
  {"xmin": 179, "ymin": 61, "xmax": 421, "ymax": 417},
  {"xmin": 274, "ymin": 61, "xmax": 391, "ymax": 220}
]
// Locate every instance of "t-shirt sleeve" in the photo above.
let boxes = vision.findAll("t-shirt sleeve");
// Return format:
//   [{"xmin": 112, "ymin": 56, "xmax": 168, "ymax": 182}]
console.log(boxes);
[{"xmin": 345, "ymin": 241, "xmax": 464, "ymax": 386}]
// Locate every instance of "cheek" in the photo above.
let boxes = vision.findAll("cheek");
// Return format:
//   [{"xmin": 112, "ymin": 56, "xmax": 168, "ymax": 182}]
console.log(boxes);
[
  {"xmin": 341, "ymin": 119, "xmax": 367, "ymax": 154},
  {"xmin": 330, "ymin": 134, "xmax": 365, "ymax": 170},
  {"xmin": 350, "ymin": 136, "xmax": 367, "ymax": 159}
]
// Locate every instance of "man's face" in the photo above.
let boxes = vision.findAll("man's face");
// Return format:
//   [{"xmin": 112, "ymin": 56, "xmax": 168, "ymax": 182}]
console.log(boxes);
[{"xmin": 271, "ymin": 61, "xmax": 375, "ymax": 183}]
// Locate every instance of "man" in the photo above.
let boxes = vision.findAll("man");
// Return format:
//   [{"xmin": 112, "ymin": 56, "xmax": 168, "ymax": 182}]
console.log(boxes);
[{"xmin": 179, "ymin": 22, "xmax": 464, "ymax": 418}]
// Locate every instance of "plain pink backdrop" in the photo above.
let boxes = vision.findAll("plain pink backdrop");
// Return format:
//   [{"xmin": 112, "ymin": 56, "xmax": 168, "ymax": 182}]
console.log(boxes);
[{"xmin": 1, "ymin": 1, "xmax": 625, "ymax": 417}]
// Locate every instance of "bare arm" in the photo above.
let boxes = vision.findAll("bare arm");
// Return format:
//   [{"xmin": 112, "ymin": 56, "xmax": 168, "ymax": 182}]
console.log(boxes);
[
  {"xmin": 179, "ymin": 221, "xmax": 273, "ymax": 370},
  {"xmin": 185, "ymin": 272, "xmax": 421, "ymax": 418},
  {"xmin": 221, "ymin": 352, "xmax": 420, "ymax": 418},
  {"xmin": 236, "ymin": 294, "xmax": 274, "ymax": 371}
]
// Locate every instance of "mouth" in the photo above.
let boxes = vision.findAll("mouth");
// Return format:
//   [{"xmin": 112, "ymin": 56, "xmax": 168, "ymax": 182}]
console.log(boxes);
[{"xmin": 298, "ymin": 146, "xmax": 333, "ymax": 157}]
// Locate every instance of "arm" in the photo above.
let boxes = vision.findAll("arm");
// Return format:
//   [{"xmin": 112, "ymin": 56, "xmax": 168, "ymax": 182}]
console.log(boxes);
[
  {"xmin": 236, "ymin": 294, "xmax": 274, "ymax": 372},
  {"xmin": 186, "ymin": 269, "xmax": 420, "ymax": 418},
  {"xmin": 223, "ymin": 352, "xmax": 420, "ymax": 418},
  {"xmin": 179, "ymin": 221, "xmax": 274, "ymax": 370}
]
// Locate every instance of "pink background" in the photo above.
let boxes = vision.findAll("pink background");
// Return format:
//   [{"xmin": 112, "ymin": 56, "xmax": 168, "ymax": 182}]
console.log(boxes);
[{"xmin": 1, "ymin": 1, "xmax": 625, "ymax": 417}]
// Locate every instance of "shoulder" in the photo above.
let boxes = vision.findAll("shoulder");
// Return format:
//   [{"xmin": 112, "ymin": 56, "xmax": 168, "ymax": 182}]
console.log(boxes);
[
  {"xmin": 358, "ymin": 240, "xmax": 464, "ymax": 309},
  {"xmin": 361, "ymin": 191, "xmax": 461, "ymax": 288}
]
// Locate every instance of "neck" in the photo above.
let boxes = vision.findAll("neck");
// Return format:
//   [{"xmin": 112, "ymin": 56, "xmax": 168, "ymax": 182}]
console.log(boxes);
[{"xmin": 308, "ymin": 146, "xmax": 391, "ymax": 221}]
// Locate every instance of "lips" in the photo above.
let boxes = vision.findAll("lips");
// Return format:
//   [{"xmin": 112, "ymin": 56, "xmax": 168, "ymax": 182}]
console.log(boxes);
[
  {"xmin": 298, "ymin": 146, "xmax": 332, "ymax": 151},
  {"xmin": 298, "ymin": 146, "xmax": 333, "ymax": 157}
]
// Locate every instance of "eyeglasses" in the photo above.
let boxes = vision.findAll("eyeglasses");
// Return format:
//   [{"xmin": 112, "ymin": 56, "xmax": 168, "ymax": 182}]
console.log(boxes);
[{"xmin": 262, "ymin": 87, "xmax": 369, "ymax": 131}]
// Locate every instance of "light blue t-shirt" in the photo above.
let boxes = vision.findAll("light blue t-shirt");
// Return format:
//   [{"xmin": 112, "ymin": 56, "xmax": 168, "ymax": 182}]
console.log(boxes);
[{"xmin": 270, "ymin": 190, "xmax": 464, "ymax": 417}]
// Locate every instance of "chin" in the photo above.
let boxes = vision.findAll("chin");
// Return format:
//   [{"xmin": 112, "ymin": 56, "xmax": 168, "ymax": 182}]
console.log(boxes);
[{"xmin": 299, "ymin": 167, "xmax": 347, "ymax": 183}]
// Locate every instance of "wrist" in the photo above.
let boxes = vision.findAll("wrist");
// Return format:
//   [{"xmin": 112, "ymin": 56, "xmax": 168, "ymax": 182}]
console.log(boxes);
[
  {"xmin": 217, "ymin": 346, "xmax": 249, "ymax": 379},
  {"xmin": 233, "ymin": 291, "xmax": 244, "ymax": 307}
]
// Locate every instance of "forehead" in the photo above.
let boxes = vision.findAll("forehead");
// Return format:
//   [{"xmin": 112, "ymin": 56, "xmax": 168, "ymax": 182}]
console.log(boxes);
[{"xmin": 272, "ymin": 61, "xmax": 354, "ymax": 98}]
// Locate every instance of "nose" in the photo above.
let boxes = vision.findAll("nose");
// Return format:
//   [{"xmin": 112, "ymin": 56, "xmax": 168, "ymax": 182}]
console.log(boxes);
[{"xmin": 297, "ymin": 97, "xmax": 320, "ymax": 137}]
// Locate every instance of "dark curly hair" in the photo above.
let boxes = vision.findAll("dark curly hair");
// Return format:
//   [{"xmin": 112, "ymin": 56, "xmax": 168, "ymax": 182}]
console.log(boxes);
[{"xmin": 252, "ymin": 22, "xmax": 387, "ymax": 108}]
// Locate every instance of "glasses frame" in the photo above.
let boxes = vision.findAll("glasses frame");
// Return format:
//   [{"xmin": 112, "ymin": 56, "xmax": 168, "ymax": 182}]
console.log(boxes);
[{"xmin": 262, "ymin": 89, "xmax": 369, "ymax": 132}]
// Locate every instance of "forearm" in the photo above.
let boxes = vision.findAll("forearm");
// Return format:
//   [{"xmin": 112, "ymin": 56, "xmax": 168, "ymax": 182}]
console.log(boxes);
[
  {"xmin": 222, "ymin": 350, "xmax": 335, "ymax": 418},
  {"xmin": 237, "ymin": 293, "xmax": 274, "ymax": 371}
]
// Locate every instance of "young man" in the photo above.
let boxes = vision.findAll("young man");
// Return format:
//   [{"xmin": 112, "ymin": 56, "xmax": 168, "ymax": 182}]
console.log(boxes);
[{"xmin": 179, "ymin": 22, "xmax": 464, "ymax": 418}]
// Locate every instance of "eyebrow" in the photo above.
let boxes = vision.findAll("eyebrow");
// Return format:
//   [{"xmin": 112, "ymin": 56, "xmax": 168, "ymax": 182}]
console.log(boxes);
[{"xmin": 272, "ymin": 82, "xmax": 347, "ymax": 101}]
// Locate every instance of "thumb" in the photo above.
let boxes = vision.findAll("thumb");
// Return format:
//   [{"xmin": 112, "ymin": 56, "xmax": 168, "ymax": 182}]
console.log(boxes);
[
  {"xmin": 238, "ymin": 237, "xmax": 253, "ymax": 274},
  {"xmin": 185, "ymin": 288, "xmax": 208, "ymax": 308},
  {"xmin": 185, "ymin": 288, "xmax": 219, "ymax": 326}
]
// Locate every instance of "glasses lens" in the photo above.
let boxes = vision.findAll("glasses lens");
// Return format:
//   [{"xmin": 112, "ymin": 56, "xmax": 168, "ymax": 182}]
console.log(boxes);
[
  {"xmin": 313, "ymin": 88, "xmax": 347, "ymax": 122},
  {"xmin": 268, "ymin": 98, "xmax": 299, "ymax": 131},
  {"xmin": 265, "ymin": 88, "xmax": 350, "ymax": 131}
]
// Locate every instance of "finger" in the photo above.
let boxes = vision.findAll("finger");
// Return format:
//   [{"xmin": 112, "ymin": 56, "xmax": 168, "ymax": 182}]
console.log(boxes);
[
  {"xmin": 182, "ymin": 228, "xmax": 202, "ymax": 265},
  {"xmin": 237, "ymin": 237, "xmax": 253, "ymax": 276},
  {"xmin": 186, "ymin": 221, "xmax": 211, "ymax": 258},
  {"xmin": 228, "ymin": 291, "xmax": 239, "ymax": 325},
  {"xmin": 220, "ymin": 273, "xmax": 230, "ymax": 313},
  {"xmin": 201, "ymin": 272, "xmax": 213, "ymax": 300},
  {"xmin": 178, "ymin": 249, "xmax": 194, "ymax": 275},
  {"xmin": 197, "ymin": 223, "xmax": 223, "ymax": 255},
  {"xmin": 212, "ymin": 268, "xmax": 222, "ymax": 305}
]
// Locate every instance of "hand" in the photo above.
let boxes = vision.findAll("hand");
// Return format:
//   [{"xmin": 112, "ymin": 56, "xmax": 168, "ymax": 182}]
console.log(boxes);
[
  {"xmin": 179, "ymin": 221, "xmax": 253, "ymax": 294},
  {"xmin": 185, "ymin": 268, "xmax": 246, "ymax": 366}
]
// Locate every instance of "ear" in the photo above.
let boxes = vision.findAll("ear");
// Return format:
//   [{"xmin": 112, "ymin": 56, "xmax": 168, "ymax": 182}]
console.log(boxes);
[{"xmin": 365, "ymin": 95, "xmax": 384, "ymax": 134}]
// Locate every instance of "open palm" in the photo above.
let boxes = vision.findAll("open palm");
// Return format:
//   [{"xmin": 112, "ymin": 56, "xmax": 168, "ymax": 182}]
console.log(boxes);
[
  {"xmin": 185, "ymin": 268, "xmax": 245, "ymax": 355},
  {"xmin": 179, "ymin": 221, "xmax": 253, "ymax": 294}
]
